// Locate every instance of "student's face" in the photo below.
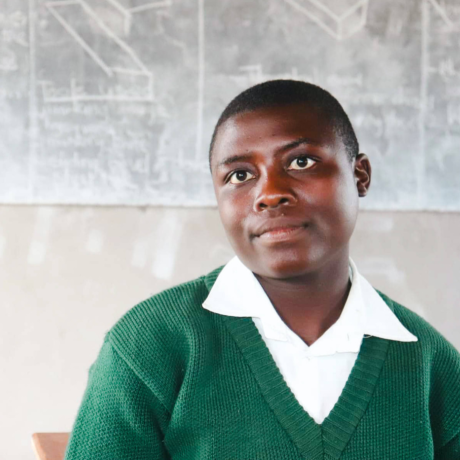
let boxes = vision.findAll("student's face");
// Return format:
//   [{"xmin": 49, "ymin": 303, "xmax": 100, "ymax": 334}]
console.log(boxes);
[{"xmin": 211, "ymin": 104, "xmax": 371, "ymax": 279}]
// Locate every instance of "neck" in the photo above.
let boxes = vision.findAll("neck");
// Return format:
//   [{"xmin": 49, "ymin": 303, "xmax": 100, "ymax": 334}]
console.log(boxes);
[{"xmin": 254, "ymin": 252, "xmax": 351, "ymax": 346}]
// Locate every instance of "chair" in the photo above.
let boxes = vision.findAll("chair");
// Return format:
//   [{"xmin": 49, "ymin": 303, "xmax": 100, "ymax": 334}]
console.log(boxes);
[{"xmin": 32, "ymin": 433, "xmax": 70, "ymax": 460}]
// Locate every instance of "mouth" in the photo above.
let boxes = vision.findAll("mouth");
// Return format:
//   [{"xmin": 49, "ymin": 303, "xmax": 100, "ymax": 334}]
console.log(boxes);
[{"xmin": 254, "ymin": 223, "xmax": 309, "ymax": 244}]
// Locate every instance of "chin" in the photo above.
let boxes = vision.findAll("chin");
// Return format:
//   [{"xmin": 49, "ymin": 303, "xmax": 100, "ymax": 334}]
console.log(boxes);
[
  {"xmin": 264, "ymin": 260, "xmax": 312, "ymax": 279},
  {"xmin": 251, "ymin": 246, "xmax": 322, "ymax": 280}
]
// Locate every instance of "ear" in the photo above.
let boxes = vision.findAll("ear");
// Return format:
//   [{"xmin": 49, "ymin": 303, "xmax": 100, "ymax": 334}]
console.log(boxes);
[{"xmin": 354, "ymin": 153, "xmax": 371, "ymax": 197}]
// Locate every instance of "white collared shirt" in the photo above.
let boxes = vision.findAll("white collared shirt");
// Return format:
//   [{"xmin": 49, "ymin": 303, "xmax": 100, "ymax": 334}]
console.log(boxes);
[{"xmin": 203, "ymin": 256, "xmax": 418, "ymax": 424}]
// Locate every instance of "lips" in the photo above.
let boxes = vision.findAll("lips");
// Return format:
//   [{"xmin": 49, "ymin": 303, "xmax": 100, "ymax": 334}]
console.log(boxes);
[
  {"xmin": 251, "ymin": 219, "xmax": 308, "ymax": 242},
  {"xmin": 257, "ymin": 225, "xmax": 307, "ymax": 243}
]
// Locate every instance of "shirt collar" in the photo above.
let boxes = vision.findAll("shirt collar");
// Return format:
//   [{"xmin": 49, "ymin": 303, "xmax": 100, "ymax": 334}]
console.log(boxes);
[{"xmin": 202, "ymin": 256, "xmax": 417, "ymax": 351}]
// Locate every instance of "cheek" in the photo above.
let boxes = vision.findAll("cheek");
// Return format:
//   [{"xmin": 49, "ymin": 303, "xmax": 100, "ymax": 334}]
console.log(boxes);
[
  {"xmin": 217, "ymin": 194, "xmax": 249, "ymax": 244},
  {"xmin": 335, "ymin": 189, "xmax": 359, "ymax": 241},
  {"xmin": 312, "ymin": 172, "xmax": 358, "ymax": 241}
]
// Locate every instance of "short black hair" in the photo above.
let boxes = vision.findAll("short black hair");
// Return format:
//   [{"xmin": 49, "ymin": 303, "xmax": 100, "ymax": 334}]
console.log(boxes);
[{"xmin": 209, "ymin": 79, "xmax": 359, "ymax": 166}]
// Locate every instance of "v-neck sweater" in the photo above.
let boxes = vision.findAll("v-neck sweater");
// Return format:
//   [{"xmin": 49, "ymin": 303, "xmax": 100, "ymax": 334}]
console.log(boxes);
[
  {"xmin": 202, "ymin": 256, "xmax": 418, "ymax": 425},
  {"xmin": 65, "ymin": 266, "xmax": 460, "ymax": 460}
]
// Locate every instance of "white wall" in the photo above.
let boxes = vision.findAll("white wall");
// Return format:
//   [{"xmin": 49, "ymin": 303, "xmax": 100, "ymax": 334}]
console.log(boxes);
[{"xmin": 1, "ymin": 206, "xmax": 459, "ymax": 460}]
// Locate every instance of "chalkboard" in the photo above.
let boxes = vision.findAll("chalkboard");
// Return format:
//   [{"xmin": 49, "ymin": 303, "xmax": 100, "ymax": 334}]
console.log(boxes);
[{"xmin": 0, "ymin": 0, "xmax": 459, "ymax": 209}]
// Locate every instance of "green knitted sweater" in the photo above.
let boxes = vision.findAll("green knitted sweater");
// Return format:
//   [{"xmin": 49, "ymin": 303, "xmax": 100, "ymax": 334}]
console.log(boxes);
[{"xmin": 65, "ymin": 266, "xmax": 460, "ymax": 459}]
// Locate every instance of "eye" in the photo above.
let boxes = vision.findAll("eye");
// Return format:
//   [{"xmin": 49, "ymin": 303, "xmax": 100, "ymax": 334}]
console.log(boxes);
[
  {"xmin": 288, "ymin": 156, "xmax": 316, "ymax": 170},
  {"xmin": 229, "ymin": 170, "xmax": 255, "ymax": 184}
]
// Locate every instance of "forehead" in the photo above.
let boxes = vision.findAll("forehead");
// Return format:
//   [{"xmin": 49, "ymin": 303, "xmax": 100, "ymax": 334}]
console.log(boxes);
[{"xmin": 212, "ymin": 104, "xmax": 340, "ymax": 162}]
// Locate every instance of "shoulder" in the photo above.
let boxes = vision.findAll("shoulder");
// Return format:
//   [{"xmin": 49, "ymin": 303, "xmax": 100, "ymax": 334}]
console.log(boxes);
[
  {"xmin": 377, "ymin": 290, "xmax": 459, "ymax": 359},
  {"xmin": 378, "ymin": 291, "xmax": 460, "ymax": 447},
  {"xmin": 109, "ymin": 265, "xmax": 225, "ymax": 348},
  {"xmin": 103, "ymin": 265, "xmax": 225, "ymax": 409},
  {"xmin": 384, "ymin": 292, "xmax": 460, "ymax": 366}
]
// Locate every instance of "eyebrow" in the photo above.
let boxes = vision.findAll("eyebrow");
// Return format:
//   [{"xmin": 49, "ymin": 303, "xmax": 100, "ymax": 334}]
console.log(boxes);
[
  {"xmin": 216, "ymin": 154, "xmax": 254, "ymax": 169},
  {"xmin": 278, "ymin": 137, "xmax": 318, "ymax": 152},
  {"xmin": 216, "ymin": 137, "xmax": 318, "ymax": 170}
]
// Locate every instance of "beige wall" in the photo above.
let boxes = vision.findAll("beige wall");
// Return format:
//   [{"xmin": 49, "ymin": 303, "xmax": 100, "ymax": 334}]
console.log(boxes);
[{"xmin": 1, "ymin": 206, "xmax": 459, "ymax": 460}]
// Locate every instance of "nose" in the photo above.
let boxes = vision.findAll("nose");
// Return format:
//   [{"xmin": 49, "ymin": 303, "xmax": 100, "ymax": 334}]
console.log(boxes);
[{"xmin": 253, "ymin": 176, "xmax": 297, "ymax": 212}]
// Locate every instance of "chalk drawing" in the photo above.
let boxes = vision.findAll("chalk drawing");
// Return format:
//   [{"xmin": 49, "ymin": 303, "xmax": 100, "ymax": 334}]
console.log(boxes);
[
  {"xmin": 38, "ymin": 77, "xmax": 155, "ymax": 105},
  {"xmin": 0, "ymin": 9, "xmax": 28, "ymax": 49},
  {"xmin": 0, "ymin": 10, "xmax": 28, "ymax": 75},
  {"xmin": 230, "ymin": 64, "xmax": 318, "ymax": 88},
  {"xmin": 418, "ymin": 0, "xmax": 430, "ymax": 208},
  {"xmin": 44, "ymin": 0, "xmax": 156, "ymax": 102},
  {"xmin": 282, "ymin": 0, "xmax": 369, "ymax": 40},
  {"xmin": 104, "ymin": 0, "xmax": 173, "ymax": 35},
  {"xmin": 0, "ymin": 48, "xmax": 17, "ymax": 72},
  {"xmin": 3, "ymin": 0, "xmax": 458, "ymax": 208},
  {"xmin": 418, "ymin": 0, "xmax": 456, "ymax": 206},
  {"xmin": 427, "ymin": 0, "xmax": 454, "ymax": 28},
  {"xmin": 429, "ymin": 58, "xmax": 460, "ymax": 79},
  {"xmin": 195, "ymin": 0, "xmax": 205, "ymax": 160},
  {"xmin": 28, "ymin": 0, "xmax": 38, "ymax": 200}
]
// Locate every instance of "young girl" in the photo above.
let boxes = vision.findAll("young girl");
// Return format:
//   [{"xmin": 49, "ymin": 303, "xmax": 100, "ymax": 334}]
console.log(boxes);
[{"xmin": 65, "ymin": 80, "xmax": 460, "ymax": 459}]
